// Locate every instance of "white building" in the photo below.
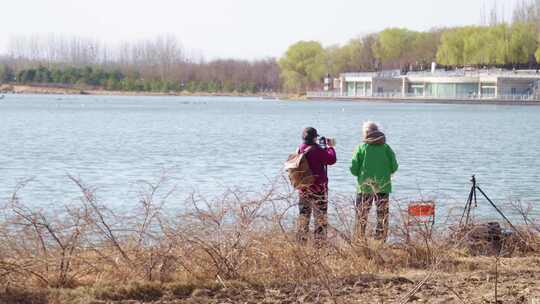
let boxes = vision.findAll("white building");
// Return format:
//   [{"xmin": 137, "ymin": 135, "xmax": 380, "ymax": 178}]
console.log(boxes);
[{"xmin": 317, "ymin": 69, "xmax": 540, "ymax": 100}]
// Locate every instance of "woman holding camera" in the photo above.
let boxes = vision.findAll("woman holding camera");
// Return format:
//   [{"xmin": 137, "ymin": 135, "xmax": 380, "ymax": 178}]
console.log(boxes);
[
  {"xmin": 350, "ymin": 121, "xmax": 398, "ymax": 242},
  {"xmin": 297, "ymin": 127, "xmax": 337, "ymax": 245}
]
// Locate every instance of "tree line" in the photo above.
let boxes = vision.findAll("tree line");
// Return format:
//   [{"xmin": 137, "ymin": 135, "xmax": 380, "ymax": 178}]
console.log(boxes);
[
  {"xmin": 0, "ymin": 35, "xmax": 281, "ymax": 94},
  {"xmin": 279, "ymin": 1, "xmax": 540, "ymax": 92},
  {"xmin": 3, "ymin": 1, "xmax": 540, "ymax": 94},
  {"xmin": 0, "ymin": 61, "xmax": 279, "ymax": 93}
]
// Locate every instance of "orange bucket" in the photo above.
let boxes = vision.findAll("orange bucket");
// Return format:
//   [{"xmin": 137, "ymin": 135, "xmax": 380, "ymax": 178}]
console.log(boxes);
[{"xmin": 408, "ymin": 203, "xmax": 435, "ymax": 217}]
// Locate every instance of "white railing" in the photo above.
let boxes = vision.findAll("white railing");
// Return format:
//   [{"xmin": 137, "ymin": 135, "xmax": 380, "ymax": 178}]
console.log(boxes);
[
  {"xmin": 306, "ymin": 91, "xmax": 540, "ymax": 102},
  {"xmin": 341, "ymin": 69, "xmax": 540, "ymax": 79},
  {"xmin": 306, "ymin": 91, "xmax": 343, "ymax": 98},
  {"xmin": 341, "ymin": 69, "xmax": 402, "ymax": 79}
]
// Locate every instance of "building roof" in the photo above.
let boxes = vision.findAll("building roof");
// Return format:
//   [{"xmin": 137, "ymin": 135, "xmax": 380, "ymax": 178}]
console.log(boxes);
[{"xmin": 341, "ymin": 69, "xmax": 540, "ymax": 82}]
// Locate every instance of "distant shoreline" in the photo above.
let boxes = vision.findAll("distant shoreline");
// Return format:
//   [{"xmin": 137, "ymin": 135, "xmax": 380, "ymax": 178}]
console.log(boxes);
[
  {"xmin": 0, "ymin": 83, "xmax": 290, "ymax": 99},
  {"xmin": 4, "ymin": 84, "xmax": 540, "ymax": 105}
]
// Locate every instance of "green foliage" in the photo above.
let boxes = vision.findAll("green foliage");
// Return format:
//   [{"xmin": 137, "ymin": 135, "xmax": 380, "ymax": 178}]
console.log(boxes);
[
  {"xmin": 509, "ymin": 22, "xmax": 537, "ymax": 64},
  {"xmin": 536, "ymin": 35, "xmax": 540, "ymax": 63},
  {"xmin": 324, "ymin": 45, "xmax": 349, "ymax": 76},
  {"xmin": 17, "ymin": 69, "xmax": 36, "ymax": 83},
  {"xmin": 436, "ymin": 28, "xmax": 466, "ymax": 65},
  {"xmin": 278, "ymin": 40, "xmax": 326, "ymax": 92},
  {"xmin": 323, "ymin": 22, "xmax": 539, "ymax": 74},
  {"xmin": 462, "ymin": 26, "xmax": 501, "ymax": 65},
  {"xmin": 354, "ymin": 35, "xmax": 379, "ymax": 71},
  {"xmin": 14, "ymin": 66, "xmax": 125, "ymax": 86},
  {"xmin": 9, "ymin": 65, "xmax": 262, "ymax": 94},
  {"xmin": 34, "ymin": 66, "xmax": 51, "ymax": 83},
  {"xmin": 5, "ymin": 17, "xmax": 540, "ymax": 95},
  {"xmin": 409, "ymin": 31, "xmax": 442, "ymax": 66},
  {"xmin": 222, "ymin": 81, "xmax": 235, "ymax": 92},
  {"xmin": 322, "ymin": 29, "xmax": 440, "ymax": 73},
  {"xmin": 373, "ymin": 28, "xmax": 416, "ymax": 65},
  {"xmin": 366, "ymin": 28, "xmax": 440, "ymax": 68},
  {"xmin": 0, "ymin": 64, "xmax": 14, "ymax": 83},
  {"xmin": 438, "ymin": 23, "xmax": 538, "ymax": 66},
  {"xmin": 285, "ymin": 21, "xmax": 539, "ymax": 89}
]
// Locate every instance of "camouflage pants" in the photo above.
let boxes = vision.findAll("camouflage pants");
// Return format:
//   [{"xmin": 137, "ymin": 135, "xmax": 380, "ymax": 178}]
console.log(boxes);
[
  {"xmin": 355, "ymin": 193, "xmax": 389, "ymax": 241},
  {"xmin": 297, "ymin": 191, "xmax": 328, "ymax": 245}
]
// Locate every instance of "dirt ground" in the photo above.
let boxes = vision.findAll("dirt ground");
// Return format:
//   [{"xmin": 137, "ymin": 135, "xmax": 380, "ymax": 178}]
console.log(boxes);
[{"xmin": 52, "ymin": 256, "xmax": 535, "ymax": 304}]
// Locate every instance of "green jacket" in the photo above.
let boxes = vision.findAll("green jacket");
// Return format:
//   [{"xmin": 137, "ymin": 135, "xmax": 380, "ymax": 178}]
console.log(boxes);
[{"xmin": 350, "ymin": 143, "xmax": 398, "ymax": 193}]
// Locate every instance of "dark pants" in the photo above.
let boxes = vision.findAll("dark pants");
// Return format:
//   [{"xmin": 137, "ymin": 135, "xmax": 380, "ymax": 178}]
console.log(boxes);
[
  {"xmin": 297, "ymin": 191, "xmax": 328, "ymax": 245},
  {"xmin": 355, "ymin": 193, "xmax": 389, "ymax": 241}
]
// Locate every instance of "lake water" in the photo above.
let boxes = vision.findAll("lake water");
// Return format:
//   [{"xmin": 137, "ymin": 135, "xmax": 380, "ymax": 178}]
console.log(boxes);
[{"xmin": 1, "ymin": 94, "xmax": 539, "ymax": 219}]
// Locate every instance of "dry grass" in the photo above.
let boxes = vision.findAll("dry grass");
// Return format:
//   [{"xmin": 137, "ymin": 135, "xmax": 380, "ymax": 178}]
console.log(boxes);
[{"xmin": 0, "ymin": 176, "xmax": 538, "ymax": 303}]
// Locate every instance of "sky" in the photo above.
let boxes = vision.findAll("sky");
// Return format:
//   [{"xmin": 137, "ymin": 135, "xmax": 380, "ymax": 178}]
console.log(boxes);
[{"xmin": 0, "ymin": 0, "xmax": 522, "ymax": 60}]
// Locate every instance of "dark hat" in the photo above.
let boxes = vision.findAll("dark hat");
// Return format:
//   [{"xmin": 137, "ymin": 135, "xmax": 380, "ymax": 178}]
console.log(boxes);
[{"xmin": 302, "ymin": 127, "xmax": 318, "ymax": 144}]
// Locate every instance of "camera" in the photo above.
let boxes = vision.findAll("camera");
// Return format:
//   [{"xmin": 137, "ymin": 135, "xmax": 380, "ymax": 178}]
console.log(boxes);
[
  {"xmin": 318, "ymin": 136, "xmax": 335, "ymax": 148},
  {"xmin": 318, "ymin": 136, "xmax": 327, "ymax": 148}
]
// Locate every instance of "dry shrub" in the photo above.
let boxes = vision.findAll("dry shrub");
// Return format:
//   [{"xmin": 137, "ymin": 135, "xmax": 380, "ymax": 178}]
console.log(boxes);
[{"xmin": 0, "ymin": 175, "xmax": 538, "ymax": 303}]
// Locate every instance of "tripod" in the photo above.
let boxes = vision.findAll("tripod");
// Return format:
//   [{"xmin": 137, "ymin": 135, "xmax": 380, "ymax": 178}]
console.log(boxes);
[
  {"xmin": 460, "ymin": 175, "xmax": 478, "ymax": 227},
  {"xmin": 459, "ymin": 175, "xmax": 530, "ymax": 247}
]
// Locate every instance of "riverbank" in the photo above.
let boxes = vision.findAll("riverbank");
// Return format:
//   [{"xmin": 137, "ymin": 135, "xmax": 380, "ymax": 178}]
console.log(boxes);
[
  {"xmin": 0, "ymin": 83, "xmax": 290, "ymax": 98},
  {"xmin": 0, "ymin": 179, "xmax": 538, "ymax": 304},
  {"xmin": 4, "ymin": 255, "xmax": 539, "ymax": 303},
  {"xmin": 8, "ymin": 83, "xmax": 538, "ymax": 105}
]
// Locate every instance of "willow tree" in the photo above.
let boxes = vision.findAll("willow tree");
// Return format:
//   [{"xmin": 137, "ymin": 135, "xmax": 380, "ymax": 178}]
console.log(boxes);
[
  {"xmin": 409, "ymin": 31, "xmax": 442, "ymax": 67},
  {"xmin": 436, "ymin": 27, "xmax": 472, "ymax": 66},
  {"xmin": 278, "ymin": 41, "xmax": 326, "ymax": 93},
  {"xmin": 324, "ymin": 45, "xmax": 350, "ymax": 76},
  {"xmin": 536, "ymin": 36, "xmax": 540, "ymax": 62},
  {"xmin": 372, "ymin": 28, "xmax": 416, "ymax": 68},
  {"xmin": 462, "ymin": 26, "xmax": 506, "ymax": 65},
  {"xmin": 438, "ymin": 23, "xmax": 538, "ymax": 66},
  {"xmin": 509, "ymin": 22, "xmax": 537, "ymax": 64}
]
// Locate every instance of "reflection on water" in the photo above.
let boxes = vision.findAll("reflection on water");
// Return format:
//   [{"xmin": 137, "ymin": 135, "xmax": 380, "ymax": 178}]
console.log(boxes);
[{"xmin": 0, "ymin": 94, "xmax": 539, "ymax": 218}]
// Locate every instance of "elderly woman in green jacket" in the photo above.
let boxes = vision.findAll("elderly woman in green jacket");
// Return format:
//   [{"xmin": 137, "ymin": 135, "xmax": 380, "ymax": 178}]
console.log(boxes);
[{"xmin": 350, "ymin": 121, "xmax": 398, "ymax": 241}]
